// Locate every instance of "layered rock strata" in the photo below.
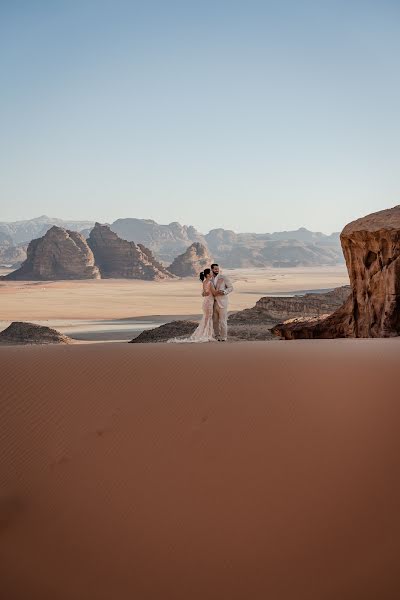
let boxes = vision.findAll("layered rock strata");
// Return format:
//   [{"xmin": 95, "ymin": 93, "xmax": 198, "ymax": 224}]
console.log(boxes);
[
  {"xmin": 3, "ymin": 226, "xmax": 100, "ymax": 280},
  {"xmin": 273, "ymin": 206, "xmax": 400, "ymax": 339},
  {"xmin": 87, "ymin": 223, "xmax": 174, "ymax": 280}
]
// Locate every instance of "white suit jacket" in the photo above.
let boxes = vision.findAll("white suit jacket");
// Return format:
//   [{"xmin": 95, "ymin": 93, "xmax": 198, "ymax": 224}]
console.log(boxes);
[{"xmin": 212, "ymin": 274, "xmax": 234, "ymax": 309}]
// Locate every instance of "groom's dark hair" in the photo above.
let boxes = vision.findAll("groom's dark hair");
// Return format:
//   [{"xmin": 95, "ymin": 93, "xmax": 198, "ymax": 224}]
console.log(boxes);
[{"xmin": 211, "ymin": 263, "xmax": 219, "ymax": 269}]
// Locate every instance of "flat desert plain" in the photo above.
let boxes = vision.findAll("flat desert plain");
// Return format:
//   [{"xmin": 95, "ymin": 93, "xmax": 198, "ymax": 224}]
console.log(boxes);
[
  {"xmin": 1, "ymin": 339, "xmax": 400, "ymax": 600},
  {"xmin": 0, "ymin": 267, "xmax": 349, "ymax": 339}
]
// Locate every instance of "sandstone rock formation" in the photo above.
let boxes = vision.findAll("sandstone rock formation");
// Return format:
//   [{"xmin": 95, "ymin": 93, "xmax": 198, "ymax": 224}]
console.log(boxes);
[
  {"xmin": 87, "ymin": 223, "xmax": 174, "ymax": 280},
  {"xmin": 168, "ymin": 242, "xmax": 212, "ymax": 277},
  {"xmin": 0, "ymin": 321, "xmax": 72, "ymax": 344},
  {"xmin": 1, "ymin": 215, "xmax": 344, "ymax": 268},
  {"xmin": 273, "ymin": 206, "xmax": 400, "ymax": 339},
  {"xmin": 3, "ymin": 226, "xmax": 100, "ymax": 280}
]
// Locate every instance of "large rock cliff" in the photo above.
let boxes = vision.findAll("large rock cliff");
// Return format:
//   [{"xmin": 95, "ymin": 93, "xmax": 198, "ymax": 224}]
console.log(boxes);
[
  {"xmin": 273, "ymin": 206, "xmax": 400, "ymax": 339},
  {"xmin": 87, "ymin": 223, "xmax": 174, "ymax": 280},
  {"xmin": 168, "ymin": 242, "xmax": 212, "ymax": 277},
  {"xmin": 3, "ymin": 226, "xmax": 100, "ymax": 280}
]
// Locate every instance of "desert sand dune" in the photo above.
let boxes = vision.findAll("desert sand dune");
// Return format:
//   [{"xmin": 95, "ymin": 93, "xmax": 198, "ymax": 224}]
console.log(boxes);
[{"xmin": 1, "ymin": 339, "xmax": 400, "ymax": 599}]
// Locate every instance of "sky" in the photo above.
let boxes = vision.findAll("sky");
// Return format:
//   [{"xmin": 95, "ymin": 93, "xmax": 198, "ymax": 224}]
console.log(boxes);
[{"xmin": 1, "ymin": 0, "xmax": 399, "ymax": 234}]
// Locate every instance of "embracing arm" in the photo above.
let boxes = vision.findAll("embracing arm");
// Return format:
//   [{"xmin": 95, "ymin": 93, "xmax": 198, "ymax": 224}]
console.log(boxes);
[{"xmin": 203, "ymin": 281, "xmax": 217, "ymax": 296}]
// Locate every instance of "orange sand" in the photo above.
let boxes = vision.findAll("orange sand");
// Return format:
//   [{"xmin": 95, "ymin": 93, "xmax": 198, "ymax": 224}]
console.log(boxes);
[{"xmin": 1, "ymin": 339, "xmax": 400, "ymax": 599}]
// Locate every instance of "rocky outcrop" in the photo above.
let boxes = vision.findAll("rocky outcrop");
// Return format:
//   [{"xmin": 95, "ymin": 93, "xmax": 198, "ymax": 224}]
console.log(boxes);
[
  {"xmin": 3, "ymin": 226, "xmax": 100, "ymax": 280},
  {"xmin": 168, "ymin": 242, "xmax": 212, "ymax": 277},
  {"xmin": 0, "ymin": 321, "xmax": 72, "ymax": 344},
  {"xmin": 87, "ymin": 223, "xmax": 174, "ymax": 280},
  {"xmin": 259, "ymin": 286, "xmax": 350, "ymax": 320},
  {"xmin": 229, "ymin": 286, "xmax": 351, "ymax": 325},
  {"xmin": 273, "ymin": 206, "xmax": 400, "ymax": 339},
  {"xmin": 130, "ymin": 320, "xmax": 199, "ymax": 343}
]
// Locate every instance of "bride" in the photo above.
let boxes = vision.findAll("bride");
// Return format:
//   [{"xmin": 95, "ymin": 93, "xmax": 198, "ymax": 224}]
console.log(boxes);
[{"xmin": 168, "ymin": 268, "xmax": 217, "ymax": 343}]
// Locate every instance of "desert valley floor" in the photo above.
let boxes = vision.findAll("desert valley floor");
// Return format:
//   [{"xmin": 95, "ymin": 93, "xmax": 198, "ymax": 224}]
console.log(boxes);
[{"xmin": 0, "ymin": 266, "xmax": 349, "ymax": 341}]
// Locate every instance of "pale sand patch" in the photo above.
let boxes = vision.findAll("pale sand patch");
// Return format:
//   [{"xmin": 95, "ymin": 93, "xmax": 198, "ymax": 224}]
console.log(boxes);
[
  {"xmin": 0, "ymin": 266, "xmax": 349, "ymax": 321},
  {"xmin": 0, "ymin": 339, "xmax": 399, "ymax": 599}
]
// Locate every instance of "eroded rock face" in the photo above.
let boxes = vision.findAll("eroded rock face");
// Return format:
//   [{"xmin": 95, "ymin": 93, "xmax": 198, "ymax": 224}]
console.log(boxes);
[
  {"xmin": 87, "ymin": 223, "xmax": 174, "ymax": 280},
  {"xmin": 168, "ymin": 242, "xmax": 212, "ymax": 277},
  {"xmin": 341, "ymin": 207, "xmax": 400, "ymax": 336},
  {"xmin": 273, "ymin": 206, "xmax": 400, "ymax": 339},
  {"xmin": 0, "ymin": 321, "xmax": 72, "ymax": 344},
  {"xmin": 3, "ymin": 226, "xmax": 100, "ymax": 280}
]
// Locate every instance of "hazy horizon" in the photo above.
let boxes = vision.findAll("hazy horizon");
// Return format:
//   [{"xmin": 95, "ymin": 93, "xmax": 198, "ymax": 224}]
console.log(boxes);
[
  {"xmin": 0, "ymin": 212, "xmax": 347, "ymax": 236},
  {"xmin": 1, "ymin": 1, "xmax": 399, "ymax": 233}
]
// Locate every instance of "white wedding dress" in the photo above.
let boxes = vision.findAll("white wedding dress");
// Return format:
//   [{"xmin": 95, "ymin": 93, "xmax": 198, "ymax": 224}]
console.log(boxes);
[{"xmin": 168, "ymin": 280, "xmax": 216, "ymax": 343}]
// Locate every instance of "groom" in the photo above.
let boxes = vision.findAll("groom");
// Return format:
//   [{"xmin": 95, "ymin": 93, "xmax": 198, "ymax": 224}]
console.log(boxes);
[{"xmin": 209, "ymin": 263, "xmax": 234, "ymax": 342}]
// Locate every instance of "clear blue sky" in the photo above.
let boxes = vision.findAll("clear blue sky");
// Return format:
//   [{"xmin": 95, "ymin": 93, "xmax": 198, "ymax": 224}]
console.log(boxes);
[{"xmin": 1, "ymin": 0, "xmax": 399, "ymax": 233}]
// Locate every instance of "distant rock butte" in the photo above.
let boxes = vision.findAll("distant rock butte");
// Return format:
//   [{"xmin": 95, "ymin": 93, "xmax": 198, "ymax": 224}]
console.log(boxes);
[
  {"xmin": 1, "ymin": 216, "xmax": 344, "ymax": 268},
  {"xmin": 273, "ymin": 206, "xmax": 400, "ymax": 339},
  {"xmin": 0, "ymin": 321, "xmax": 72, "ymax": 344},
  {"xmin": 3, "ymin": 226, "xmax": 100, "ymax": 280},
  {"xmin": 87, "ymin": 223, "xmax": 175, "ymax": 280},
  {"xmin": 168, "ymin": 242, "xmax": 213, "ymax": 277}
]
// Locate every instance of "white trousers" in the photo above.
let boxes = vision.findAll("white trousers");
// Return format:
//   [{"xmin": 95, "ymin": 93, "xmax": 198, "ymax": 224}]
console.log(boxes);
[{"xmin": 213, "ymin": 302, "xmax": 228, "ymax": 340}]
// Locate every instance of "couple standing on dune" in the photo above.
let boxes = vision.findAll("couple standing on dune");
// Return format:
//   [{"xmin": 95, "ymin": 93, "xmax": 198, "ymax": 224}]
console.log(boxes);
[{"xmin": 169, "ymin": 263, "xmax": 234, "ymax": 343}]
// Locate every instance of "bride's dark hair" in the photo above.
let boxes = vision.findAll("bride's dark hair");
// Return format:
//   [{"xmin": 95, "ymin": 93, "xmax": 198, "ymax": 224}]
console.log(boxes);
[{"xmin": 199, "ymin": 268, "xmax": 211, "ymax": 281}]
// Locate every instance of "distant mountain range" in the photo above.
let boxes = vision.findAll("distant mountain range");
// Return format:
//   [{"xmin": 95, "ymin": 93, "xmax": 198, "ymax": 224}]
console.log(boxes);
[{"xmin": 0, "ymin": 215, "xmax": 343, "ymax": 268}]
